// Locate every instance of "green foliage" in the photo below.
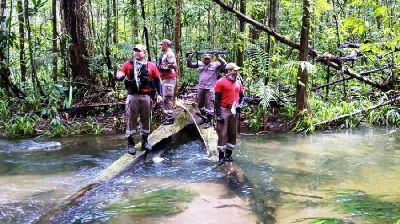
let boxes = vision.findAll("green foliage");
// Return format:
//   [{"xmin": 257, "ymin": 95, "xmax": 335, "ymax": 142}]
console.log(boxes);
[
  {"xmin": 244, "ymin": 105, "xmax": 267, "ymax": 132},
  {"xmin": 0, "ymin": 99, "xmax": 10, "ymax": 120},
  {"xmin": 283, "ymin": 102, "xmax": 296, "ymax": 120},
  {"xmin": 296, "ymin": 217, "xmax": 345, "ymax": 224},
  {"xmin": 292, "ymin": 109, "xmax": 316, "ymax": 134},
  {"xmin": 44, "ymin": 116, "xmax": 67, "ymax": 137},
  {"xmin": 1, "ymin": 0, "xmax": 400, "ymax": 137},
  {"xmin": 71, "ymin": 117, "xmax": 103, "ymax": 135},
  {"xmin": 5, "ymin": 114, "xmax": 39, "ymax": 138},
  {"xmin": 333, "ymin": 190, "xmax": 400, "ymax": 223},
  {"xmin": 108, "ymin": 188, "xmax": 197, "ymax": 216},
  {"xmin": 367, "ymin": 105, "xmax": 400, "ymax": 126},
  {"xmin": 309, "ymin": 218, "xmax": 345, "ymax": 224}
]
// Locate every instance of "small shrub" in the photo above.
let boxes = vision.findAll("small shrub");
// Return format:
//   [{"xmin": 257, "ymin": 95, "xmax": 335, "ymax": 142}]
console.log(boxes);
[{"xmin": 6, "ymin": 114, "xmax": 39, "ymax": 138}]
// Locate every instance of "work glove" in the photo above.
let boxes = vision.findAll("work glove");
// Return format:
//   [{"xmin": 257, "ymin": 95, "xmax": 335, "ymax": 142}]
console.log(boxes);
[{"xmin": 156, "ymin": 95, "xmax": 163, "ymax": 103}]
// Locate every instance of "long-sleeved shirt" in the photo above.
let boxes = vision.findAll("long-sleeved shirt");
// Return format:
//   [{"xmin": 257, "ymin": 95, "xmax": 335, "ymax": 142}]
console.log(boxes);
[
  {"xmin": 187, "ymin": 56, "xmax": 226, "ymax": 89},
  {"xmin": 158, "ymin": 48, "xmax": 177, "ymax": 80}
]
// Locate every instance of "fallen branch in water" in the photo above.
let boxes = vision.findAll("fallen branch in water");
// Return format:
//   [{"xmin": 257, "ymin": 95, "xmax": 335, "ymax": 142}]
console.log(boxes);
[{"xmin": 315, "ymin": 94, "xmax": 400, "ymax": 128}]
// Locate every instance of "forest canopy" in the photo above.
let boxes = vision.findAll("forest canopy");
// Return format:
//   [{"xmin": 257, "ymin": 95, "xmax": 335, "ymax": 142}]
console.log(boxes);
[{"xmin": 0, "ymin": 0, "xmax": 399, "ymax": 137}]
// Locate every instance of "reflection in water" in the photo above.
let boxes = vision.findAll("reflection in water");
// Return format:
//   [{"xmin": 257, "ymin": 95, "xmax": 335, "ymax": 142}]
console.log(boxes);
[{"xmin": 236, "ymin": 128, "xmax": 400, "ymax": 223}]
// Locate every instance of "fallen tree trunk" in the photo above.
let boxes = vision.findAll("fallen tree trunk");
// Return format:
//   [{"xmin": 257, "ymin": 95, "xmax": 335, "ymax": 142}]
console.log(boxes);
[
  {"xmin": 34, "ymin": 100, "xmax": 241, "ymax": 223},
  {"xmin": 34, "ymin": 101, "xmax": 201, "ymax": 223},
  {"xmin": 315, "ymin": 94, "xmax": 400, "ymax": 128}
]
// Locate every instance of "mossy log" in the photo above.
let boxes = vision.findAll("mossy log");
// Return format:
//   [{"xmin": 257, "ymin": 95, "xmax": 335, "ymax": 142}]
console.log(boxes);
[{"xmin": 34, "ymin": 101, "xmax": 199, "ymax": 223}]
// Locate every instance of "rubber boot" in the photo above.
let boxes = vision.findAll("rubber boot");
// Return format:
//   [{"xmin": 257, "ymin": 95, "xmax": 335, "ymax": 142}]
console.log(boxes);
[
  {"xmin": 218, "ymin": 151, "xmax": 226, "ymax": 166},
  {"xmin": 204, "ymin": 114, "xmax": 213, "ymax": 129},
  {"xmin": 141, "ymin": 135, "xmax": 152, "ymax": 151},
  {"xmin": 127, "ymin": 137, "xmax": 136, "ymax": 155},
  {"xmin": 225, "ymin": 149, "xmax": 233, "ymax": 162}
]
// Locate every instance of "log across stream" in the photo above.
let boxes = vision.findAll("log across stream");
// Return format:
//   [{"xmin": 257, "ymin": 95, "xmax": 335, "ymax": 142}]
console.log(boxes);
[{"xmin": 34, "ymin": 100, "xmax": 246, "ymax": 223}]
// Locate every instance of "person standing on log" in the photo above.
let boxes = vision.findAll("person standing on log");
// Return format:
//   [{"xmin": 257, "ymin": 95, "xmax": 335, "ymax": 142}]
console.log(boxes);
[
  {"xmin": 187, "ymin": 52, "xmax": 226, "ymax": 128},
  {"xmin": 214, "ymin": 63, "xmax": 244, "ymax": 165},
  {"xmin": 157, "ymin": 39, "xmax": 177, "ymax": 125},
  {"xmin": 117, "ymin": 44, "xmax": 163, "ymax": 155}
]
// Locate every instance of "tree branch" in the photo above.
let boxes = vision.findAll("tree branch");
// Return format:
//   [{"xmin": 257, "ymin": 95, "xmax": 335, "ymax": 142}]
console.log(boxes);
[
  {"xmin": 212, "ymin": 0, "xmax": 390, "ymax": 91},
  {"xmin": 315, "ymin": 94, "xmax": 400, "ymax": 128}
]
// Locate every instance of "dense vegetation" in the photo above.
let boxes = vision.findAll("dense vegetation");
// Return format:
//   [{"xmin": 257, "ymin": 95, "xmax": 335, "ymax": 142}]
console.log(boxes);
[{"xmin": 0, "ymin": 0, "xmax": 399, "ymax": 137}]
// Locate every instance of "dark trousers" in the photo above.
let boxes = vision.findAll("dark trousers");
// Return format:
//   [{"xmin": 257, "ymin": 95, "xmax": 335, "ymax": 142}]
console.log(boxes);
[
  {"xmin": 215, "ymin": 107, "xmax": 237, "ymax": 151},
  {"xmin": 125, "ymin": 94, "xmax": 152, "ymax": 137}
]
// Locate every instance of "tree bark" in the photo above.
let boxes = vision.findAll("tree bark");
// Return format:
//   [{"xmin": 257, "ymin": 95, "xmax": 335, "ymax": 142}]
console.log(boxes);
[
  {"xmin": 112, "ymin": 0, "xmax": 117, "ymax": 44},
  {"xmin": 131, "ymin": 0, "xmax": 138, "ymax": 40},
  {"xmin": 61, "ymin": 0, "xmax": 92, "ymax": 82},
  {"xmin": 139, "ymin": 0, "xmax": 151, "ymax": 61},
  {"xmin": 17, "ymin": 0, "xmax": 26, "ymax": 82},
  {"xmin": 24, "ymin": 0, "xmax": 37, "ymax": 87},
  {"xmin": 236, "ymin": 0, "xmax": 246, "ymax": 67},
  {"xmin": 24, "ymin": 0, "xmax": 44, "ymax": 95},
  {"xmin": 0, "ymin": 0, "xmax": 24, "ymax": 97},
  {"xmin": 295, "ymin": 0, "xmax": 311, "ymax": 118},
  {"xmin": 105, "ymin": 0, "xmax": 114, "ymax": 87},
  {"xmin": 52, "ymin": 0, "xmax": 58, "ymax": 81},
  {"xmin": 173, "ymin": 0, "xmax": 182, "ymax": 102},
  {"xmin": 267, "ymin": 0, "xmax": 278, "ymax": 54}
]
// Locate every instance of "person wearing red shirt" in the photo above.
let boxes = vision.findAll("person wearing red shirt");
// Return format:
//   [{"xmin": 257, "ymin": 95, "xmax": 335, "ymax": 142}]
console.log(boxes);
[
  {"xmin": 117, "ymin": 44, "xmax": 163, "ymax": 155},
  {"xmin": 157, "ymin": 39, "xmax": 177, "ymax": 125},
  {"xmin": 214, "ymin": 62, "xmax": 244, "ymax": 164}
]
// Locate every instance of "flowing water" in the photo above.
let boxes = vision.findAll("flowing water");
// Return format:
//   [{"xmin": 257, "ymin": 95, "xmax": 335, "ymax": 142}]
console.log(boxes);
[{"xmin": 0, "ymin": 128, "xmax": 400, "ymax": 223}]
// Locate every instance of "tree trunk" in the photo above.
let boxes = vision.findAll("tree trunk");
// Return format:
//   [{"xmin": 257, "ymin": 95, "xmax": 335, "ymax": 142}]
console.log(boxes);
[
  {"xmin": 236, "ymin": 0, "xmax": 246, "ymax": 67},
  {"xmin": 139, "ymin": 0, "xmax": 151, "ymax": 61},
  {"xmin": 267, "ymin": 0, "xmax": 278, "ymax": 54},
  {"xmin": 173, "ymin": 0, "xmax": 182, "ymax": 101},
  {"xmin": 266, "ymin": 0, "xmax": 279, "ymax": 85},
  {"xmin": 131, "ymin": 0, "xmax": 138, "ymax": 40},
  {"xmin": 52, "ymin": 0, "xmax": 58, "ymax": 81},
  {"xmin": 0, "ymin": 0, "xmax": 24, "ymax": 97},
  {"xmin": 17, "ymin": 0, "xmax": 26, "ymax": 82},
  {"xmin": 24, "ymin": 0, "xmax": 37, "ymax": 87},
  {"xmin": 24, "ymin": 0, "xmax": 45, "ymax": 95},
  {"xmin": 112, "ymin": 0, "xmax": 117, "ymax": 44},
  {"xmin": 61, "ymin": 0, "xmax": 92, "ymax": 82},
  {"xmin": 105, "ymin": 0, "xmax": 114, "ymax": 87},
  {"xmin": 294, "ymin": 0, "xmax": 311, "ymax": 118}
]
